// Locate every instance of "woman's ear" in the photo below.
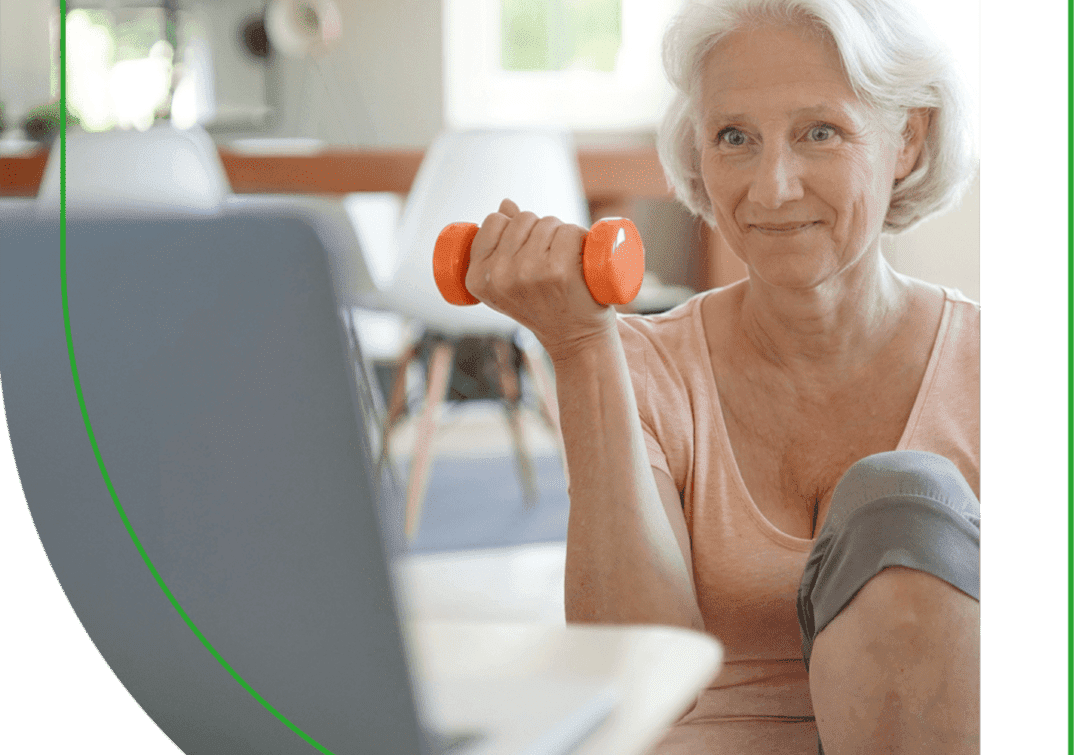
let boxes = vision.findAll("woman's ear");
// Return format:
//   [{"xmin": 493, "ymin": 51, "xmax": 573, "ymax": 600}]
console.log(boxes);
[{"xmin": 894, "ymin": 108, "xmax": 931, "ymax": 181}]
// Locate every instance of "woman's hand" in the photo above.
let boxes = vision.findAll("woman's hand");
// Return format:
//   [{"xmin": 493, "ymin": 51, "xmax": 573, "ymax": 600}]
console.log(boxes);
[{"xmin": 464, "ymin": 198, "xmax": 617, "ymax": 361}]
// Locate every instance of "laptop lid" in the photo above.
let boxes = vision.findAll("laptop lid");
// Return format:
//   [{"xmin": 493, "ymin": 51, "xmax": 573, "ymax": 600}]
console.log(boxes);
[{"xmin": 0, "ymin": 211, "xmax": 429, "ymax": 755}]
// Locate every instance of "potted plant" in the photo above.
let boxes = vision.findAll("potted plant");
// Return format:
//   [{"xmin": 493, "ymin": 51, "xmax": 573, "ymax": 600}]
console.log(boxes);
[{"xmin": 22, "ymin": 101, "xmax": 81, "ymax": 145}]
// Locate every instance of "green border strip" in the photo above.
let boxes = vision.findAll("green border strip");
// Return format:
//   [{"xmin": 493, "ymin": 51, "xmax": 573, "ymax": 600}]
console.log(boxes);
[
  {"xmin": 1066, "ymin": 0, "xmax": 1074, "ymax": 750},
  {"xmin": 57, "ymin": 5, "xmax": 333, "ymax": 752}
]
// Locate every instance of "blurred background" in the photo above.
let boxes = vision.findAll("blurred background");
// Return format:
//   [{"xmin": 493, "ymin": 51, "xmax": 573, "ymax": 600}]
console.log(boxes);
[{"xmin": 0, "ymin": 0, "xmax": 979, "ymax": 624}]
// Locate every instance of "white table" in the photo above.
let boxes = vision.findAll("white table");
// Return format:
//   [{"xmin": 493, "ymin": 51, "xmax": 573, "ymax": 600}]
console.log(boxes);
[{"xmin": 406, "ymin": 620, "xmax": 723, "ymax": 755}]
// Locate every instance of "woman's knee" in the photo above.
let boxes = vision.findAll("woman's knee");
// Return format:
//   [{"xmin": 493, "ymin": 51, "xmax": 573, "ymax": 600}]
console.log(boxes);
[
  {"xmin": 825, "ymin": 450, "xmax": 979, "ymax": 531},
  {"xmin": 809, "ymin": 564, "xmax": 980, "ymax": 755},
  {"xmin": 824, "ymin": 566, "xmax": 976, "ymax": 665},
  {"xmin": 797, "ymin": 450, "xmax": 980, "ymax": 668}
]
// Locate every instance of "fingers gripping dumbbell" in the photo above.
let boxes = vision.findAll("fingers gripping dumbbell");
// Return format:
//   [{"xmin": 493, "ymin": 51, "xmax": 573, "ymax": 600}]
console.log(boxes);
[{"xmin": 432, "ymin": 218, "xmax": 645, "ymax": 307}]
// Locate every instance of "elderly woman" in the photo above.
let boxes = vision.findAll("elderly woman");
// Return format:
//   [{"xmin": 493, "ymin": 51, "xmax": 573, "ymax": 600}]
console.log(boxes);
[{"xmin": 465, "ymin": 0, "xmax": 978, "ymax": 752}]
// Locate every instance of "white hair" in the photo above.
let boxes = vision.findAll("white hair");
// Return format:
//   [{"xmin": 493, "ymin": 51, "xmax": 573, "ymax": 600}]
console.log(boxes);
[{"xmin": 658, "ymin": 0, "xmax": 977, "ymax": 233}]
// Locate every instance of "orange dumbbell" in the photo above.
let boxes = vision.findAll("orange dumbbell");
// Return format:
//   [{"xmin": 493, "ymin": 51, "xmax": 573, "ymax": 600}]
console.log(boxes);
[{"xmin": 432, "ymin": 218, "xmax": 646, "ymax": 307}]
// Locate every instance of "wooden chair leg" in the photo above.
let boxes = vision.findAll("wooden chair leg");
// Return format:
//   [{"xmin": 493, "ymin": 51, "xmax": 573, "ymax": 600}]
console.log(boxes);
[
  {"xmin": 493, "ymin": 339, "xmax": 538, "ymax": 508},
  {"xmin": 404, "ymin": 341, "xmax": 454, "ymax": 540},
  {"xmin": 503, "ymin": 402, "xmax": 538, "ymax": 507},
  {"xmin": 521, "ymin": 343, "xmax": 567, "ymax": 479}
]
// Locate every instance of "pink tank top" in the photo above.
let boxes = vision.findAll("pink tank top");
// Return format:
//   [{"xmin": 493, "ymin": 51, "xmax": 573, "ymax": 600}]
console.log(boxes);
[{"xmin": 617, "ymin": 286, "xmax": 979, "ymax": 754}]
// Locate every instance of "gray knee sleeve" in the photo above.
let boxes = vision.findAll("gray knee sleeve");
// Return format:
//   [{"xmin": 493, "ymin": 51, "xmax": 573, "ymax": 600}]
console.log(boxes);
[{"xmin": 797, "ymin": 450, "xmax": 980, "ymax": 669}]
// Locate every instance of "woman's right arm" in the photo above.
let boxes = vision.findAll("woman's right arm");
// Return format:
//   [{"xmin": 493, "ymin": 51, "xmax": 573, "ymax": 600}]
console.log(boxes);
[
  {"xmin": 551, "ymin": 327, "xmax": 704, "ymax": 631},
  {"xmin": 466, "ymin": 198, "xmax": 703, "ymax": 632}
]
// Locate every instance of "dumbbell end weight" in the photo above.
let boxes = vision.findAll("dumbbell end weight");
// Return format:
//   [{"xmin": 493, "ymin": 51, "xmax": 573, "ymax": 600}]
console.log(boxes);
[
  {"xmin": 432, "ymin": 222, "xmax": 481, "ymax": 305},
  {"xmin": 583, "ymin": 218, "xmax": 645, "ymax": 306}
]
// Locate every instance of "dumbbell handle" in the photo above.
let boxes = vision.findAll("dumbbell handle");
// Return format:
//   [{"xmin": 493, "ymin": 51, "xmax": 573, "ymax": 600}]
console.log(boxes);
[{"xmin": 432, "ymin": 218, "xmax": 645, "ymax": 307}]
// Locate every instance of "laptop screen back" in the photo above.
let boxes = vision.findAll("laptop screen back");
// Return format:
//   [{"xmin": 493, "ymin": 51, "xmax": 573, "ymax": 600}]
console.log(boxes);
[{"xmin": 1, "ymin": 212, "xmax": 428, "ymax": 755}]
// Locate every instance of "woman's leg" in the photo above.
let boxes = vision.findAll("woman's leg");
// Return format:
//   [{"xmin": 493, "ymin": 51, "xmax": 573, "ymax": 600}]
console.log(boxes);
[
  {"xmin": 809, "ymin": 566, "xmax": 979, "ymax": 753},
  {"xmin": 797, "ymin": 451, "xmax": 980, "ymax": 754}
]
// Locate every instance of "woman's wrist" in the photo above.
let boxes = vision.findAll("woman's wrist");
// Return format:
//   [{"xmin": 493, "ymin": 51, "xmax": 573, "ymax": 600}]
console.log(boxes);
[{"xmin": 541, "ymin": 310, "xmax": 620, "ymax": 367}]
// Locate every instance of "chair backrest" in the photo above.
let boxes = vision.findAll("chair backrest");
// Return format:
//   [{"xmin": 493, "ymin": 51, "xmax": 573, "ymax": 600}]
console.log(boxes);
[
  {"xmin": 36, "ymin": 124, "xmax": 231, "ymax": 216},
  {"xmin": 343, "ymin": 191, "xmax": 405, "ymax": 291},
  {"xmin": 384, "ymin": 129, "xmax": 590, "ymax": 338}
]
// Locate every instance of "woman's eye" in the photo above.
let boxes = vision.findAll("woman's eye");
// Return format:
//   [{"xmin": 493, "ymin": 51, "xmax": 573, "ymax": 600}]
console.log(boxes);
[
  {"xmin": 808, "ymin": 124, "xmax": 836, "ymax": 142},
  {"xmin": 718, "ymin": 128, "xmax": 747, "ymax": 147}
]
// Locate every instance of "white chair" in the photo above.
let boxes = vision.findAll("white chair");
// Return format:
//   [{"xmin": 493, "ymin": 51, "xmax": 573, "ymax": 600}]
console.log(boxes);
[
  {"xmin": 361, "ymin": 129, "xmax": 589, "ymax": 540},
  {"xmin": 35, "ymin": 124, "xmax": 231, "ymax": 217}
]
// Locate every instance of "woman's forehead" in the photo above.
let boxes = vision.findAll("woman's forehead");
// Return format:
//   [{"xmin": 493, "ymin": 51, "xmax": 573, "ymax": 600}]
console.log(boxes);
[{"xmin": 697, "ymin": 20, "xmax": 861, "ymax": 119}]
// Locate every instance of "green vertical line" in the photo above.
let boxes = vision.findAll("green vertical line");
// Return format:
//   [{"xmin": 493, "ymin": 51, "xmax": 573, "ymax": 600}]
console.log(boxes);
[
  {"xmin": 55, "ymin": 4, "xmax": 334, "ymax": 752},
  {"xmin": 1070, "ymin": 0, "xmax": 1075, "ymax": 751}
]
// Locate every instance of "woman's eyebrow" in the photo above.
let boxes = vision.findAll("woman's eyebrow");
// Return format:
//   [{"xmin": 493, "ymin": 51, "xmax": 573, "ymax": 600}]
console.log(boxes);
[
  {"xmin": 700, "ymin": 109, "xmax": 750, "ymax": 127},
  {"xmin": 789, "ymin": 103, "xmax": 862, "ymax": 122},
  {"xmin": 701, "ymin": 102, "xmax": 858, "ymax": 125}
]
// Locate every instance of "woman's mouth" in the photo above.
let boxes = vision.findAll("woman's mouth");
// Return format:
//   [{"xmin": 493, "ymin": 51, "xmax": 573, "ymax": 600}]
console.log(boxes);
[{"xmin": 749, "ymin": 221, "xmax": 820, "ymax": 235}]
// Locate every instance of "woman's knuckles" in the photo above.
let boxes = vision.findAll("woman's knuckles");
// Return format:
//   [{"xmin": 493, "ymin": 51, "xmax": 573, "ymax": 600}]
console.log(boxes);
[
  {"xmin": 502, "ymin": 212, "xmax": 540, "ymax": 248},
  {"xmin": 464, "ymin": 208, "xmax": 602, "ymax": 324},
  {"xmin": 531, "ymin": 215, "xmax": 563, "ymax": 246}
]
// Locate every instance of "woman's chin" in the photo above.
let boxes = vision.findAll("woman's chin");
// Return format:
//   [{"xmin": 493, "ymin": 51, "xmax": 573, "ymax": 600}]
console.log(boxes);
[
  {"xmin": 744, "ymin": 257, "xmax": 841, "ymax": 293},
  {"xmin": 737, "ymin": 238, "xmax": 876, "ymax": 294}
]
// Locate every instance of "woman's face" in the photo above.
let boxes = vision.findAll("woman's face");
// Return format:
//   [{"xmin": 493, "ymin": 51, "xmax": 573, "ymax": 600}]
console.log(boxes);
[{"xmin": 696, "ymin": 21, "xmax": 920, "ymax": 291}]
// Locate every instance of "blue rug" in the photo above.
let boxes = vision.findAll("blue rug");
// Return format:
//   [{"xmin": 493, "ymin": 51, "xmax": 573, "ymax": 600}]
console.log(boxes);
[{"xmin": 379, "ymin": 454, "xmax": 571, "ymax": 557}]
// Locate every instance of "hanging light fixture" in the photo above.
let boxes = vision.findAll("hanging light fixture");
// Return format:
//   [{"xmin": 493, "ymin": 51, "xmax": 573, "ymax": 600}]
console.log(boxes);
[{"xmin": 264, "ymin": 0, "xmax": 343, "ymax": 59}]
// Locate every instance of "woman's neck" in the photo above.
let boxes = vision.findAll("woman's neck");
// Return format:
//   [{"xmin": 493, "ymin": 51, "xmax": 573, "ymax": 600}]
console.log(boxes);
[{"xmin": 737, "ymin": 249, "xmax": 910, "ymax": 378}]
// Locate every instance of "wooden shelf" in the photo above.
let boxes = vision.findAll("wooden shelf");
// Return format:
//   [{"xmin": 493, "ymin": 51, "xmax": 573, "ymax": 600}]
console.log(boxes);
[
  {"xmin": 0, "ymin": 148, "xmax": 49, "ymax": 197},
  {"xmin": 218, "ymin": 148, "xmax": 425, "ymax": 195},
  {"xmin": 1, "ymin": 145, "xmax": 672, "ymax": 201}
]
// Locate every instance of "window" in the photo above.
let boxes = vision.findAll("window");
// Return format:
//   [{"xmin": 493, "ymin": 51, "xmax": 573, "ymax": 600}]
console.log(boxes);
[
  {"xmin": 444, "ymin": 0, "xmax": 680, "ymax": 131},
  {"xmin": 64, "ymin": 7, "xmax": 171, "ymax": 131},
  {"xmin": 58, "ymin": 2, "xmax": 219, "ymax": 132},
  {"xmin": 500, "ymin": 0, "xmax": 622, "ymax": 73}
]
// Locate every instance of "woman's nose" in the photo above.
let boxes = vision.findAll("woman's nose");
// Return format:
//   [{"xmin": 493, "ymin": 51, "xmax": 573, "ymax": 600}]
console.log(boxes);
[{"xmin": 747, "ymin": 144, "xmax": 804, "ymax": 209}]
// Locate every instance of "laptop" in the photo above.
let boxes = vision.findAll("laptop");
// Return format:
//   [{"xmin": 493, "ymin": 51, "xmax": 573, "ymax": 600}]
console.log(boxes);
[{"xmin": 0, "ymin": 208, "xmax": 617, "ymax": 755}]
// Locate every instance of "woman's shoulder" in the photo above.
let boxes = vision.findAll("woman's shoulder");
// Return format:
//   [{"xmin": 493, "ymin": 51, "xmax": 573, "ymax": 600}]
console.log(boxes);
[
  {"xmin": 902, "ymin": 277, "xmax": 979, "ymax": 345},
  {"xmin": 617, "ymin": 285, "xmax": 740, "ymax": 354},
  {"xmin": 616, "ymin": 289, "xmax": 729, "ymax": 482},
  {"xmin": 615, "ymin": 288, "xmax": 727, "ymax": 407},
  {"xmin": 618, "ymin": 289, "xmax": 709, "ymax": 333}
]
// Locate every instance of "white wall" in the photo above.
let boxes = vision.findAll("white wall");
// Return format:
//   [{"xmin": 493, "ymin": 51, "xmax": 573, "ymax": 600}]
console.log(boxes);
[
  {"xmin": 188, "ymin": 0, "xmax": 273, "ymax": 127},
  {"xmin": 884, "ymin": 177, "xmax": 980, "ymax": 302},
  {"xmin": 0, "ymin": 0, "xmax": 53, "ymax": 124},
  {"xmin": 234, "ymin": 0, "xmax": 445, "ymax": 147}
]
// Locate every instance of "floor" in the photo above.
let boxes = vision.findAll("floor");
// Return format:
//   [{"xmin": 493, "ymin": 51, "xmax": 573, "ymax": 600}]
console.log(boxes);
[{"xmin": 383, "ymin": 398, "xmax": 570, "ymax": 626}]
